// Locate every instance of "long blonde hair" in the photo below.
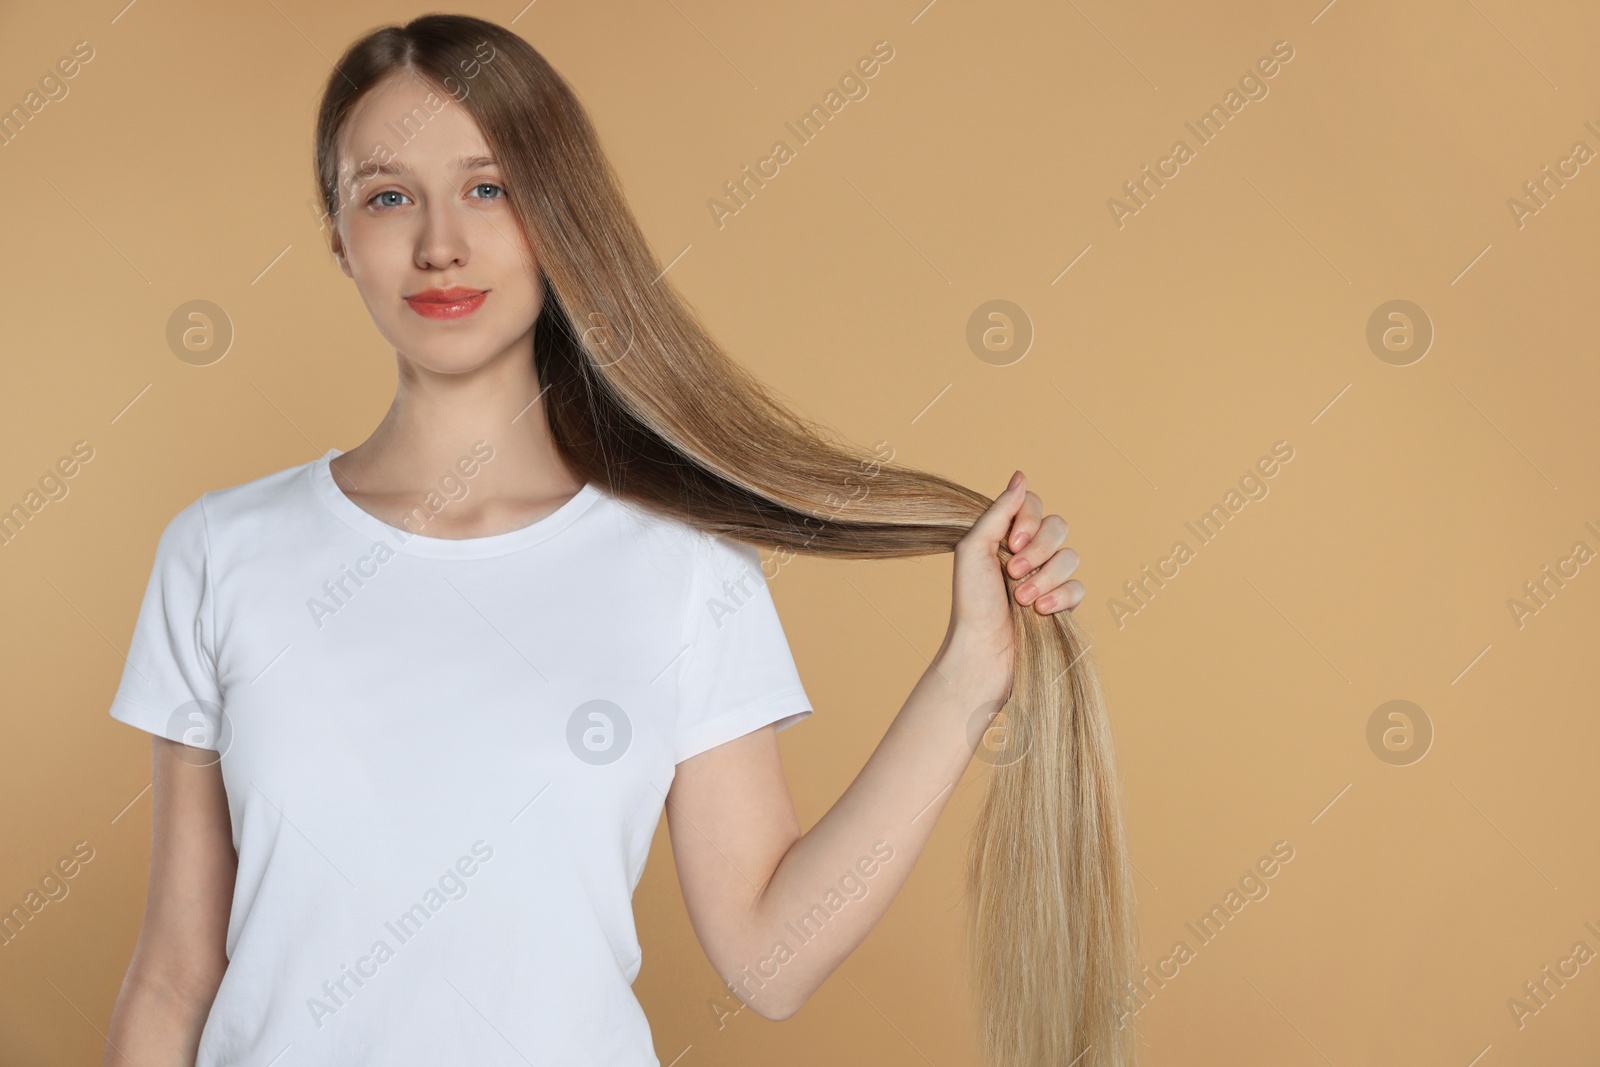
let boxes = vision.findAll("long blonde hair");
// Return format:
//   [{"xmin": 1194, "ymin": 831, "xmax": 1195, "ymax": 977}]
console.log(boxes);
[{"xmin": 313, "ymin": 15, "xmax": 1139, "ymax": 1065}]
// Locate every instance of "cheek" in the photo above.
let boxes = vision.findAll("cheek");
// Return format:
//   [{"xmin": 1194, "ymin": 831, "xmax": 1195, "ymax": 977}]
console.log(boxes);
[
  {"xmin": 481, "ymin": 242, "xmax": 541, "ymax": 313},
  {"xmin": 484, "ymin": 221, "xmax": 534, "ymax": 271},
  {"xmin": 342, "ymin": 227, "xmax": 406, "ymax": 295},
  {"xmin": 344, "ymin": 219, "xmax": 400, "ymax": 271}
]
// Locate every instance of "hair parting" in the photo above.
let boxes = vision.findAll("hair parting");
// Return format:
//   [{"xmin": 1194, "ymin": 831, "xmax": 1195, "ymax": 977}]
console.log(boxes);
[{"xmin": 313, "ymin": 15, "xmax": 1140, "ymax": 1065}]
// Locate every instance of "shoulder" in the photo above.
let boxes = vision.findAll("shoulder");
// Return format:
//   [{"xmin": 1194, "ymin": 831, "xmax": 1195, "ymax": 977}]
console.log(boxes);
[
  {"xmin": 587, "ymin": 493, "xmax": 768, "ymax": 601},
  {"xmin": 620, "ymin": 496, "xmax": 763, "ymax": 569},
  {"xmin": 150, "ymin": 453, "xmax": 323, "ymax": 558},
  {"xmin": 200, "ymin": 454, "xmax": 322, "ymax": 526}
]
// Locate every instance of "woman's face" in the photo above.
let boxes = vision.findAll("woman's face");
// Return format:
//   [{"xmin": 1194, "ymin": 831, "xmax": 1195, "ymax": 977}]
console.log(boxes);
[{"xmin": 329, "ymin": 71, "xmax": 540, "ymax": 374}]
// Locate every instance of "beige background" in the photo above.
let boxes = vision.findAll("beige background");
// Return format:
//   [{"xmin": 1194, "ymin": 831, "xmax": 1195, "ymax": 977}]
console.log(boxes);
[{"xmin": 3, "ymin": 0, "xmax": 1598, "ymax": 1063}]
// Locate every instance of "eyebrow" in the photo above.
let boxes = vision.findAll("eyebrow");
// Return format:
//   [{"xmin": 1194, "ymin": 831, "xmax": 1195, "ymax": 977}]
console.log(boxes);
[{"xmin": 356, "ymin": 154, "xmax": 500, "ymax": 180}]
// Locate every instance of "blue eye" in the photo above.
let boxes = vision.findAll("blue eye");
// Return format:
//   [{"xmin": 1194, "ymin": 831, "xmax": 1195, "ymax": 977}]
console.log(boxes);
[{"xmin": 364, "ymin": 184, "xmax": 502, "ymax": 211}]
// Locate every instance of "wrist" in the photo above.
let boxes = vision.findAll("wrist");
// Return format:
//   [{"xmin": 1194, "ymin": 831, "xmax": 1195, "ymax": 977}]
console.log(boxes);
[
  {"xmin": 928, "ymin": 636, "xmax": 1011, "ymax": 706},
  {"xmin": 922, "ymin": 642, "xmax": 1013, "ymax": 763}
]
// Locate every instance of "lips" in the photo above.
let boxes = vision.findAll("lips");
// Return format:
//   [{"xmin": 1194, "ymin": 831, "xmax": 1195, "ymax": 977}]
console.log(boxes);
[{"xmin": 404, "ymin": 286, "xmax": 488, "ymax": 320}]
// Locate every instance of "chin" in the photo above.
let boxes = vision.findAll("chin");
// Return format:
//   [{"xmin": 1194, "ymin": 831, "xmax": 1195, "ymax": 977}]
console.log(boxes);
[
  {"xmin": 416, "ymin": 351, "xmax": 503, "ymax": 375},
  {"xmin": 392, "ymin": 334, "xmax": 500, "ymax": 374}
]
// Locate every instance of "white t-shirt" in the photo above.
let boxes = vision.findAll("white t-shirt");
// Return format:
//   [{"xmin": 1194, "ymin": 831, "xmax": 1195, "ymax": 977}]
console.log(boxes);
[{"xmin": 108, "ymin": 447, "xmax": 813, "ymax": 1066}]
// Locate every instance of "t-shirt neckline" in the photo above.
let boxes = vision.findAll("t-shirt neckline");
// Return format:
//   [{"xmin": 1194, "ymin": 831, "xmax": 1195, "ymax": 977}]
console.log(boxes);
[{"xmin": 310, "ymin": 448, "xmax": 602, "ymax": 560}]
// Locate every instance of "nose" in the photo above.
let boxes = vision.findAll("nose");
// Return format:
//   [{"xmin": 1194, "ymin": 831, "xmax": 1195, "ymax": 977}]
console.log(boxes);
[{"xmin": 414, "ymin": 193, "xmax": 470, "ymax": 270}]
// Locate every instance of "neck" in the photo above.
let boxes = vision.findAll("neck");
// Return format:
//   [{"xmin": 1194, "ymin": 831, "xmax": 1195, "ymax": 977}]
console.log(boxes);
[{"xmin": 333, "ymin": 331, "xmax": 582, "ymax": 500}]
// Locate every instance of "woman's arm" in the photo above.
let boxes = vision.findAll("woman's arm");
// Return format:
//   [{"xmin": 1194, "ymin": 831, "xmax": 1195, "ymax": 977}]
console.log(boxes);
[
  {"xmin": 667, "ymin": 472, "xmax": 1077, "ymax": 1020},
  {"xmin": 667, "ymin": 636, "xmax": 1003, "ymax": 1021},
  {"xmin": 102, "ymin": 737, "xmax": 237, "ymax": 1065}
]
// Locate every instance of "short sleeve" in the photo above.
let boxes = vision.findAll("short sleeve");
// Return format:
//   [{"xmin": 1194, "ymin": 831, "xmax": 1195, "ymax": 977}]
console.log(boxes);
[
  {"xmin": 107, "ymin": 495, "xmax": 225, "ymax": 750},
  {"xmin": 674, "ymin": 533, "xmax": 812, "ymax": 764}
]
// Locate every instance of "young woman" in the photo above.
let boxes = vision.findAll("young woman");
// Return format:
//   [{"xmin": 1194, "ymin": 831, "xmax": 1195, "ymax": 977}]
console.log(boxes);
[{"xmin": 103, "ymin": 14, "xmax": 1134, "ymax": 1067}]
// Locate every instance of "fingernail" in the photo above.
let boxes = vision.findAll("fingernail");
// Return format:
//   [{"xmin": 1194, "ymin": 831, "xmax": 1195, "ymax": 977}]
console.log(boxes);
[{"xmin": 1008, "ymin": 470, "xmax": 1023, "ymax": 491}]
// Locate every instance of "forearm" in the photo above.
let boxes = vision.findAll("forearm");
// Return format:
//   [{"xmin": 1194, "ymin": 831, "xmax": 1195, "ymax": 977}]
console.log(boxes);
[
  {"xmin": 731, "ymin": 642, "xmax": 1001, "ymax": 1019},
  {"xmin": 102, "ymin": 967, "xmax": 216, "ymax": 1067}
]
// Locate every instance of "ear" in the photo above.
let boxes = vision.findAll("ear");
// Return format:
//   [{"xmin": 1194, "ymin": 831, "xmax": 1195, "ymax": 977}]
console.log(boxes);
[{"xmin": 328, "ymin": 226, "xmax": 353, "ymax": 279}]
